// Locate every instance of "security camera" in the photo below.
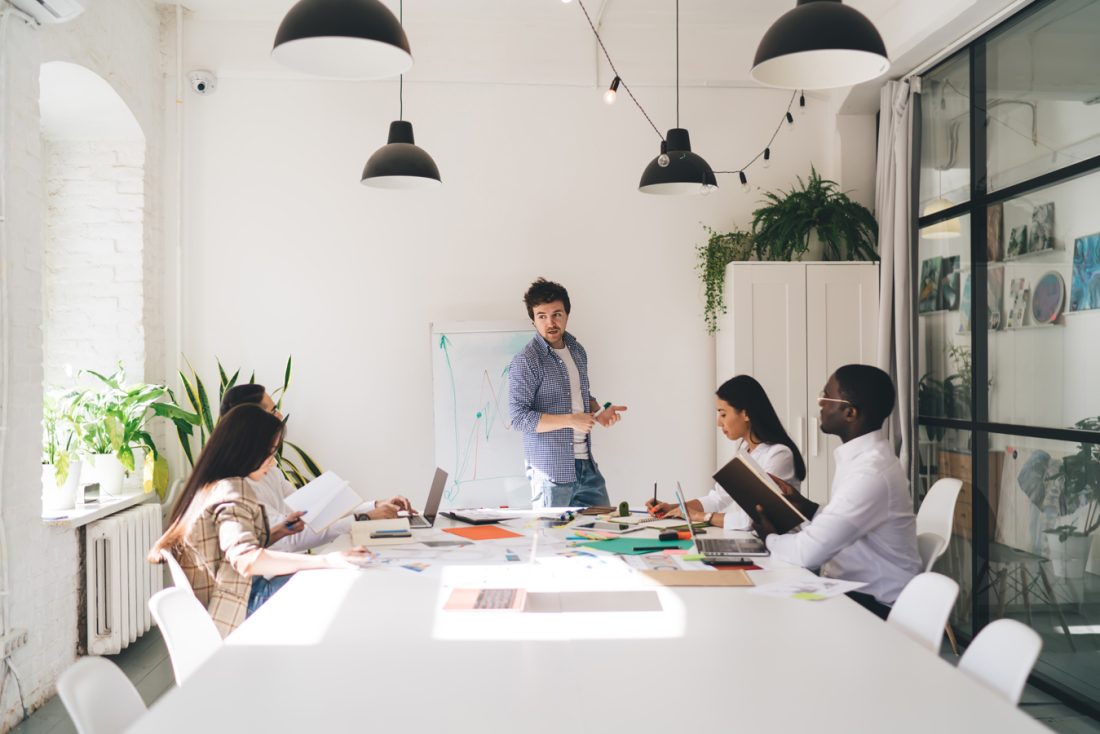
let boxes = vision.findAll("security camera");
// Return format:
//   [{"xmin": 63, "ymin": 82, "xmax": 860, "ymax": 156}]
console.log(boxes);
[{"xmin": 189, "ymin": 70, "xmax": 217, "ymax": 96}]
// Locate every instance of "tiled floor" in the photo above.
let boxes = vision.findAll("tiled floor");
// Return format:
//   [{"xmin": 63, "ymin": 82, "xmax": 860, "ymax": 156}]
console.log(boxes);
[{"xmin": 9, "ymin": 631, "xmax": 1100, "ymax": 732}]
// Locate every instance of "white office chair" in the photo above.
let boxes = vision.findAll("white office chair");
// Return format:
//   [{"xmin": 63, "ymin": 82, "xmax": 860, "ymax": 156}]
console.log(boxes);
[
  {"xmin": 57, "ymin": 657, "xmax": 147, "ymax": 734},
  {"xmin": 915, "ymin": 478, "xmax": 964, "ymax": 572},
  {"xmin": 148, "ymin": 586, "xmax": 223, "ymax": 684},
  {"xmin": 887, "ymin": 572, "xmax": 959, "ymax": 652},
  {"xmin": 958, "ymin": 619, "xmax": 1042, "ymax": 704},
  {"xmin": 160, "ymin": 548, "xmax": 193, "ymax": 594}
]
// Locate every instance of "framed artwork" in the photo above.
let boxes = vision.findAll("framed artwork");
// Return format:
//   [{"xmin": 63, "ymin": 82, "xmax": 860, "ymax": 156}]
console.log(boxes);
[
  {"xmin": 1008, "ymin": 225, "xmax": 1028, "ymax": 258},
  {"xmin": 1029, "ymin": 202, "xmax": 1055, "ymax": 254},
  {"xmin": 988, "ymin": 266, "xmax": 1004, "ymax": 330},
  {"xmin": 918, "ymin": 257, "xmax": 942, "ymax": 313},
  {"xmin": 939, "ymin": 255, "xmax": 960, "ymax": 310},
  {"xmin": 1070, "ymin": 233, "xmax": 1100, "ymax": 312},
  {"xmin": 986, "ymin": 203, "xmax": 1003, "ymax": 262},
  {"xmin": 1007, "ymin": 277, "xmax": 1030, "ymax": 328},
  {"xmin": 1031, "ymin": 271, "xmax": 1065, "ymax": 324}
]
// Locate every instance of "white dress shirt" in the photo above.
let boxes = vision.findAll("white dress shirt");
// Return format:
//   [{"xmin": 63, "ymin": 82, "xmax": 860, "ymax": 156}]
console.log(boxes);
[
  {"xmin": 765, "ymin": 430, "xmax": 921, "ymax": 605},
  {"xmin": 247, "ymin": 470, "xmax": 374, "ymax": 554},
  {"xmin": 697, "ymin": 440, "xmax": 801, "ymax": 530}
]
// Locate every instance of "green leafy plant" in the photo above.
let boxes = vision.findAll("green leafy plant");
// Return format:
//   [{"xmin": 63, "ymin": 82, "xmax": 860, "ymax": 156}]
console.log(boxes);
[
  {"xmin": 751, "ymin": 167, "xmax": 879, "ymax": 262},
  {"xmin": 1048, "ymin": 416, "xmax": 1100, "ymax": 541},
  {"xmin": 696, "ymin": 226, "xmax": 755, "ymax": 334},
  {"xmin": 68, "ymin": 364, "xmax": 168, "ymax": 471},
  {"xmin": 42, "ymin": 392, "xmax": 80, "ymax": 485},
  {"xmin": 169, "ymin": 356, "xmax": 323, "ymax": 488}
]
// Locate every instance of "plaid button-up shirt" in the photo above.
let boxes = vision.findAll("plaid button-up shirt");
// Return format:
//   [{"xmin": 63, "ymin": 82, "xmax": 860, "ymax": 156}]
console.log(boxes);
[
  {"xmin": 174, "ymin": 478, "xmax": 269, "ymax": 638},
  {"xmin": 508, "ymin": 331, "xmax": 595, "ymax": 483}
]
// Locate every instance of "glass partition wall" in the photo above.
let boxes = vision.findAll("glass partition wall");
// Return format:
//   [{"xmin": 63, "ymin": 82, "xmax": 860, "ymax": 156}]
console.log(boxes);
[{"xmin": 916, "ymin": 0, "xmax": 1100, "ymax": 715}]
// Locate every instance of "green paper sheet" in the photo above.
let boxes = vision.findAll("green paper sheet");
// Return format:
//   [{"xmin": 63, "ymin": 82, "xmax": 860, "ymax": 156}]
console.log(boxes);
[{"xmin": 580, "ymin": 538, "xmax": 693, "ymax": 555}]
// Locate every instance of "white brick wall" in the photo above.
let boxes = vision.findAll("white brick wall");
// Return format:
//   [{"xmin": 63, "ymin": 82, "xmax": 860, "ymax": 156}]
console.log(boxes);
[
  {"xmin": 44, "ymin": 140, "xmax": 145, "ymax": 387},
  {"xmin": 0, "ymin": 2, "xmax": 165, "ymax": 729}
]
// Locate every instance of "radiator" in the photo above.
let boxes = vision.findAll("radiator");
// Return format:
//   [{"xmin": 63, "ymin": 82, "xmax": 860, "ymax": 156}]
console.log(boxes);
[{"xmin": 85, "ymin": 503, "xmax": 164, "ymax": 655}]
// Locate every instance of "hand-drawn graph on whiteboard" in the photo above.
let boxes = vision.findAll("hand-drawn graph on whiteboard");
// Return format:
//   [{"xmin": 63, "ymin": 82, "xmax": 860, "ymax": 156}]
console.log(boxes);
[{"xmin": 431, "ymin": 322, "xmax": 534, "ymax": 509}]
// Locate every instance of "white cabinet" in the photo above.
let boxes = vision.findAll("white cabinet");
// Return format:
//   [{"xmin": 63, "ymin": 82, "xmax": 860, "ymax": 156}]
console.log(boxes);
[{"xmin": 716, "ymin": 262, "xmax": 879, "ymax": 504}]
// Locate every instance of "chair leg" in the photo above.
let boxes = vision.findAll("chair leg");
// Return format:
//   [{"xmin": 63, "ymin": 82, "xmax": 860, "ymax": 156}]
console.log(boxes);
[
  {"xmin": 1037, "ymin": 563, "xmax": 1076, "ymax": 653},
  {"xmin": 944, "ymin": 622, "xmax": 959, "ymax": 656}
]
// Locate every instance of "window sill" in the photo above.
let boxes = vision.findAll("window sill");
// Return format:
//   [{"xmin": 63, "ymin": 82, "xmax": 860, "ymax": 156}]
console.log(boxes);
[{"xmin": 42, "ymin": 491, "xmax": 157, "ymax": 529}]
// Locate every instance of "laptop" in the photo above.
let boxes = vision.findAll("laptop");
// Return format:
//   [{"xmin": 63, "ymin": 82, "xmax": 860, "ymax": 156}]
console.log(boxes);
[
  {"xmin": 406, "ymin": 468, "xmax": 448, "ymax": 529},
  {"xmin": 675, "ymin": 483, "xmax": 768, "ymax": 559},
  {"xmin": 439, "ymin": 507, "xmax": 505, "ymax": 525}
]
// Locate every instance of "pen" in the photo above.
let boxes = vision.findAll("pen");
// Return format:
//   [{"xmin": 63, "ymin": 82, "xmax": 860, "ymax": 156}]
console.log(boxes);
[
  {"xmin": 634, "ymin": 546, "xmax": 673, "ymax": 552},
  {"xmin": 653, "ymin": 482, "xmax": 657, "ymax": 505}
]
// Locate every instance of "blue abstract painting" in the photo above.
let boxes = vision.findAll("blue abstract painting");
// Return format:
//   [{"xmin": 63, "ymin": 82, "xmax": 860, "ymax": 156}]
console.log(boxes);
[{"xmin": 1071, "ymin": 233, "xmax": 1100, "ymax": 312}]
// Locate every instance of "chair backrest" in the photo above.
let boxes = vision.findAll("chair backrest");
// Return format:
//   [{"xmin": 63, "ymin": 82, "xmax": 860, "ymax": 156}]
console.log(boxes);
[
  {"xmin": 160, "ymin": 548, "xmax": 193, "ymax": 593},
  {"xmin": 887, "ymin": 572, "xmax": 959, "ymax": 652},
  {"xmin": 915, "ymin": 478, "xmax": 963, "ymax": 571},
  {"xmin": 148, "ymin": 587, "xmax": 223, "ymax": 684},
  {"xmin": 57, "ymin": 657, "xmax": 147, "ymax": 734},
  {"xmin": 958, "ymin": 619, "xmax": 1042, "ymax": 704}
]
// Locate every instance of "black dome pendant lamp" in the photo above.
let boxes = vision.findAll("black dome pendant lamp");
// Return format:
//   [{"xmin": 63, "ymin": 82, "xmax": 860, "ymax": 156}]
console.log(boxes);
[
  {"xmin": 272, "ymin": 0, "xmax": 413, "ymax": 80},
  {"xmin": 361, "ymin": 3, "xmax": 440, "ymax": 190},
  {"xmin": 751, "ymin": 0, "xmax": 889, "ymax": 90},
  {"xmin": 638, "ymin": 0, "xmax": 716, "ymax": 196}
]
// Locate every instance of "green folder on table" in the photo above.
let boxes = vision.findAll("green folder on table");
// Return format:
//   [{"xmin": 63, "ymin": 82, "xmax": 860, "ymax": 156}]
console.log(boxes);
[{"xmin": 580, "ymin": 538, "xmax": 693, "ymax": 555}]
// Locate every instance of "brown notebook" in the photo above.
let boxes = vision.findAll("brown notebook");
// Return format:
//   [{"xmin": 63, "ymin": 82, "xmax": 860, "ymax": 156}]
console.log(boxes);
[{"xmin": 713, "ymin": 448, "xmax": 808, "ymax": 535}]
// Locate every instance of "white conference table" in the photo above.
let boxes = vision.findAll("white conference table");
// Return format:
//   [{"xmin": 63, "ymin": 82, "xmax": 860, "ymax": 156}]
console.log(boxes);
[{"xmin": 131, "ymin": 516, "xmax": 1047, "ymax": 733}]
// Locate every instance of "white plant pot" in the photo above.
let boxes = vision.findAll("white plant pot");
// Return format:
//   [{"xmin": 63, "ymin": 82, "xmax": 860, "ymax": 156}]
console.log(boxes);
[
  {"xmin": 1046, "ymin": 533, "xmax": 1091, "ymax": 578},
  {"xmin": 41, "ymin": 459, "xmax": 83, "ymax": 512},
  {"xmin": 94, "ymin": 453, "xmax": 126, "ymax": 498},
  {"xmin": 124, "ymin": 448, "xmax": 145, "ymax": 491}
]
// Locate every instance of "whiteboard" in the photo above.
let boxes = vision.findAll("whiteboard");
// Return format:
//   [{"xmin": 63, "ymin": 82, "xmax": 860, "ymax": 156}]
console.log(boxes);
[{"xmin": 431, "ymin": 322, "xmax": 535, "ymax": 509}]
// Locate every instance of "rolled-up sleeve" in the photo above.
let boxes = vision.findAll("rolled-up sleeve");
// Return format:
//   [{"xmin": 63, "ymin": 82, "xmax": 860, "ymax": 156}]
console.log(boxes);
[
  {"xmin": 211, "ymin": 499, "xmax": 264, "ymax": 576},
  {"xmin": 508, "ymin": 352, "xmax": 541, "ymax": 435}
]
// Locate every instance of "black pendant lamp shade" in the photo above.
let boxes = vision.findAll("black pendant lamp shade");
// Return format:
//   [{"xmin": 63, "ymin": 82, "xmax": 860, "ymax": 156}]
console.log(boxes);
[
  {"xmin": 361, "ymin": 120, "xmax": 441, "ymax": 189},
  {"xmin": 638, "ymin": 128, "xmax": 717, "ymax": 195},
  {"xmin": 751, "ymin": 0, "xmax": 889, "ymax": 90},
  {"xmin": 272, "ymin": 0, "xmax": 412, "ymax": 80}
]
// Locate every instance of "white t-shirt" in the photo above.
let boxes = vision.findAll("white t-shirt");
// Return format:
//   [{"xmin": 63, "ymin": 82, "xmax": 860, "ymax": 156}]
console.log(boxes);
[
  {"xmin": 553, "ymin": 345, "xmax": 589, "ymax": 460},
  {"xmin": 247, "ymin": 470, "xmax": 374, "ymax": 554},
  {"xmin": 698, "ymin": 440, "xmax": 801, "ymax": 530},
  {"xmin": 765, "ymin": 430, "xmax": 921, "ymax": 605}
]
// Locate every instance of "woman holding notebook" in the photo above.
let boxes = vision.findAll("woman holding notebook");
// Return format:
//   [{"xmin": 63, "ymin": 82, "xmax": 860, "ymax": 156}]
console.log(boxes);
[
  {"xmin": 149, "ymin": 404, "xmax": 371, "ymax": 637},
  {"xmin": 646, "ymin": 375, "xmax": 806, "ymax": 530}
]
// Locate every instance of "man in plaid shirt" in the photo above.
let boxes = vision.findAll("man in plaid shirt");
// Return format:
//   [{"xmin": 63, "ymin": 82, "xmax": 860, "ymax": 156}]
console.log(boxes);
[{"xmin": 508, "ymin": 278, "xmax": 627, "ymax": 508}]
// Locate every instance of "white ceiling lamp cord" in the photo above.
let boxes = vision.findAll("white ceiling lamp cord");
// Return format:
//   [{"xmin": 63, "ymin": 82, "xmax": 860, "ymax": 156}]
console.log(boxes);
[
  {"xmin": 173, "ymin": 2, "xmax": 184, "ymax": 475},
  {"xmin": 571, "ymin": 0, "xmax": 804, "ymax": 191}
]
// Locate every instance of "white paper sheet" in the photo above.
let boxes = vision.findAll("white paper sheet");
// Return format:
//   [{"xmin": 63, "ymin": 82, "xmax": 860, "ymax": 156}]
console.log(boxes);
[{"xmin": 284, "ymin": 471, "xmax": 363, "ymax": 532}]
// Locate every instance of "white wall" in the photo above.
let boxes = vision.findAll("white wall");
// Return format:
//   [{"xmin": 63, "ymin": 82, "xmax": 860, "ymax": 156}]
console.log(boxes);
[
  {"xmin": 177, "ymin": 17, "xmax": 866, "ymax": 509},
  {"xmin": 0, "ymin": 1, "xmax": 163, "ymax": 727}
]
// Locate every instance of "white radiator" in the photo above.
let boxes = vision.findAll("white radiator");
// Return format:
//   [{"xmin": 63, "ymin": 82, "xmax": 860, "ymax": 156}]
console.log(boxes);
[{"xmin": 86, "ymin": 503, "xmax": 164, "ymax": 655}]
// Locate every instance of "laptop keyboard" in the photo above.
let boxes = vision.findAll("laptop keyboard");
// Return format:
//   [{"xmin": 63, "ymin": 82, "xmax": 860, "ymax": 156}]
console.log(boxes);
[
  {"xmin": 698, "ymin": 538, "xmax": 766, "ymax": 556},
  {"xmin": 408, "ymin": 514, "xmax": 431, "ymax": 528},
  {"xmin": 474, "ymin": 588, "xmax": 518, "ymax": 610}
]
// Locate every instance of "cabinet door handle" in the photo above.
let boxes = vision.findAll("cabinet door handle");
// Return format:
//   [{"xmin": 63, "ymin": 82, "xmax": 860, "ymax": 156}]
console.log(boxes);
[
  {"xmin": 812, "ymin": 418, "xmax": 819, "ymax": 457},
  {"xmin": 795, "ymin": 417, "xmax": 804, "ymax": 453}
]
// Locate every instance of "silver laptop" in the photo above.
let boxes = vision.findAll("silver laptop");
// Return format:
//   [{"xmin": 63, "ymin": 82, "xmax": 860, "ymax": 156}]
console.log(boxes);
[
  {"xmin": 675, "ymin": 483, "xmax": 768, "ymax": 558},
  {"xmin": 407, "ymin": 468, "xmax": 448, "ymax": 529}
]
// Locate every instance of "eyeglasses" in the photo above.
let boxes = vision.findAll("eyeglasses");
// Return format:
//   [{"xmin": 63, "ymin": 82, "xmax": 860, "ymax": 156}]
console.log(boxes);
[{"xmin": 818, "ymin": 390, "xmax": 856, "ymax": 409}]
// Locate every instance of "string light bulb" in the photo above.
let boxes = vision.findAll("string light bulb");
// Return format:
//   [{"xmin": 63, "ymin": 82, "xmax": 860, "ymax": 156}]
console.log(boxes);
[
  {"xmin": 763, "ymin": 147, "xmax": 771, "ymax": 168},
  {"xmin": 604, "ymin": 76, "xmax": 621, "ymax": 105},
  {"xmin": 739, "ymin": 171, "xmax": 749, "ymax": 192},
  {"xmin": 786, "ymin": 111, "xmax": 794, "ymax": 125},
  {"xmin": 657, "ymin": 140, "xmax": 670, "ymax": 167},
  {"xmin": 799, "ymin": 92, "xmax": 806, "ymax": 115}
]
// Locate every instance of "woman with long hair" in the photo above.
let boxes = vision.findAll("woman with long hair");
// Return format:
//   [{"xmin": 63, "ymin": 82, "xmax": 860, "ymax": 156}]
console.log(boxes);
[
  {"xmin": 646, "ymin": 375, "xmax": 806, "ymax": 530},
  {"xmin": 150, "ymin": 404, "xmax": 369, "ymax": 637}
]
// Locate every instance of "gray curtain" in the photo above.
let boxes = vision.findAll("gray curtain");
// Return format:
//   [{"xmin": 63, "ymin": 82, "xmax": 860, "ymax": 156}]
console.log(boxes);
[{"xmin": 875, "ymin": 79, "xmax": 920, "ymax": 477}]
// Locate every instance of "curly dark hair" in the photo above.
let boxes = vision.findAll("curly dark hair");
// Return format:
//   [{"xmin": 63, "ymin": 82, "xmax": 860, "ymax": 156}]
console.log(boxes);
[{"xmin": 523, "ymin": 278, "xmax": 571, "ymax": 320}]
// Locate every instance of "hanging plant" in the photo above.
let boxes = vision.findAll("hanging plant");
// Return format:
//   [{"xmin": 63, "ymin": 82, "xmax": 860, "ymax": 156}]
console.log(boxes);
[
  {"xmin": 751, "ymin": 166, "xmax": 879, "ymax": 261},
  {"xmin": 696, "ymin": 226, "xmax": 755, "ymax": 334}
]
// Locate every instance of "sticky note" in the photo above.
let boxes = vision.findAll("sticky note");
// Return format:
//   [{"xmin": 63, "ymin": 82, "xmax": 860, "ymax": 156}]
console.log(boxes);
[{"xmin": 792, "ymin": 592, "xmax": 825, "ymax": 601}]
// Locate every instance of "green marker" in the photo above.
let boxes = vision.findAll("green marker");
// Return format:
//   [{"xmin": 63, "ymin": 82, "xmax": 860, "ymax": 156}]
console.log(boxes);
[
  {"xmin": 603, "ymin": 401, "xmax": 612, "ymax": 410},
  {"xmin": 682, "ymin": 553, "xmax": 705, "ymax": 562}
]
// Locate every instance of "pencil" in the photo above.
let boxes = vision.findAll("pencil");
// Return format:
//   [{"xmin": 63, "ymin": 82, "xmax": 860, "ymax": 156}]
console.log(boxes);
[{"xmin": 653, "ymin": 482, "xmax": 657, "ymax": 504}]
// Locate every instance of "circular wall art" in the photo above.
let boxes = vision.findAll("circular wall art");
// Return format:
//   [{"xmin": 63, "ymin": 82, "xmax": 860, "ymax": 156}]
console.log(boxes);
[{"xmin": 1031, "ymin": 271, "xmax": 1065, "ymax": 324}]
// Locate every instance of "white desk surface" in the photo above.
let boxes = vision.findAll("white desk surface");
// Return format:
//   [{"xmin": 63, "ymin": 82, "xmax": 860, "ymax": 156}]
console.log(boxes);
[{"xmin": 131, "ymin": 516, "xmax": 1047, "ymax": 733}]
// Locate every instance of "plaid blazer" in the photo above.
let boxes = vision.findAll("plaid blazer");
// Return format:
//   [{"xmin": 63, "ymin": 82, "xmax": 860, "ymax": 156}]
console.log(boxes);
[{"xmin": 174, "ymin": 478, "xmax": 269, "ymax": 638}]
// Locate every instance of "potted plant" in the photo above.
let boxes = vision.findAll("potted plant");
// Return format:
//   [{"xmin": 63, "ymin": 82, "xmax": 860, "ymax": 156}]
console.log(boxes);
[
  {"xmin": 1045, "ymin": 417, "xmax": 1100, "ymax": 578},
  {"xmin": 751, "ymin": 166, "xmax": 879, "ymax": 262},
  {"xmin": 70, "ymin": 364, "xmax": 168, "ymax": 498},
  {"xmin": 696, "ymin": 226, "xmax": 755, "ymax": 334},
  {"xmin": 42, "ymin": 392, "xmax": 82, "ymax": 511}
]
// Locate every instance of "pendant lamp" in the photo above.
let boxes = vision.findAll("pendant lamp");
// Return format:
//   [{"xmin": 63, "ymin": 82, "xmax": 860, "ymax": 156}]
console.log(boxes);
[
  {"xmin": 921, "ymin": 198, "xmax": 961, "ymax": 239},
  {"xmin": 272, "ymin": 0, "xmax": 412, "ymax": 80},
  {"xmin": 361, "ymin": 4, "xmax": 440, "ymax": 190},
  {"xmin": 638, "ymin": 0, "xmax": 716, "ymax": 196},
  {"xmin": 751, "ymin": 0, "xmax": 889, "ymax": 90}
]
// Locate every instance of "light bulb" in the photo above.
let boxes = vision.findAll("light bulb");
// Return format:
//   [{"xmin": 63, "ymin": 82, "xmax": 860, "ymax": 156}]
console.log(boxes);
[
  {"xmin": 786, "ymin": 112, "xmax": 794, "ymax": 125},
  {"xmin": 561, "ymin": 0, "xmax": 572, "ymax": 4},
  {"xmin": 701, "ymin": 184, "xmax": 715, "ymax": 196},
  {"xmin": 739, "ymin": 171, "xmax": 749, "ymax": 193},
  {"xmin": 603, "ymin": 76, "xmax": 621, "ymax": 105},
  {"xmin": 658, "ymin": 153, "xmax": 670, "ymax": 167},
  {"xmin": 799, "ymin": 92, "xmax": 806, "ymax": 116},
  {"xmin": 763, "ymin": 148, "xmax": 771, "ymax": 168}
]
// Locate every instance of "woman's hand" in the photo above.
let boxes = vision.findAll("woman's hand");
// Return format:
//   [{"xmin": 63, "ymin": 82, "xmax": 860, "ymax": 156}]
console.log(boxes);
[
  {"xmin": 268, "ymin": 511, "xmax": 305, "ymax": 545},
  {"xmin": 367, "ymin": 503, "xmax": 400, "ymax": 520},
  {"xmin": 381, "ymin": 495, "xmax": 415, "ymax": 513},
  {"xmin": 325, "ymin": 547, "xmax": 375, "ymax": 569},
  {"xmin": 645, "ymin": 500, "xmax": 678, "ymax": 517}
]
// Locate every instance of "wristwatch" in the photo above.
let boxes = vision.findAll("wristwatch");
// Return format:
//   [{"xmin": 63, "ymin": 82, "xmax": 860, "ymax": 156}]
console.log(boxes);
[{"xmin": 703, "ymin": 512, "xmax": 714, "ymax": 526}]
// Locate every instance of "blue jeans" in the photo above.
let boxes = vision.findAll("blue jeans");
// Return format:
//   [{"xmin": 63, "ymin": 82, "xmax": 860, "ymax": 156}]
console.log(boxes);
[
  {"xmin": 528, "ymin": 459, "xmax": 610, "ymax": 508},
  {"xmin": 247, "ymin": 574, "xmax": 293, "ymax": 617}
]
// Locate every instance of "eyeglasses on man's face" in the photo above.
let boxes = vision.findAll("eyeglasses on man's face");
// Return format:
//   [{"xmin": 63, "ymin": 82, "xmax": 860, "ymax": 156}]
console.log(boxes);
[{"xmin": 818, "ymin": 390, "xmax": 856, "ymax": 408}]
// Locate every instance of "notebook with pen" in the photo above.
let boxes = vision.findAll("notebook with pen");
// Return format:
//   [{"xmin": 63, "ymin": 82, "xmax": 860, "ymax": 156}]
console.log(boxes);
[{"xmin": 712, "ymin": 446, "xmax": 808, "ymax": 535}]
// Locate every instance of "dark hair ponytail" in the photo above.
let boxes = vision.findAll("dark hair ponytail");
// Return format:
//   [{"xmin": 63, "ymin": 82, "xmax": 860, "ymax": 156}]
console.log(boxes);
[{"xmin": 716, "ymin": 375, "xmax": 806, "ymax": 481}]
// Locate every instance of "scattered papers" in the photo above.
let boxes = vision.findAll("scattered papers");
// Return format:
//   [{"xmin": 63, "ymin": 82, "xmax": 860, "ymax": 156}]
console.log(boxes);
[
  {"xmin": 350, "ymin": 518, "xmax": 416, "ymax": 546},
  {"xmin": 443, "ymin": 526, "xmax": 524, "ymax": 541},
  {"xmin": 579, "ymin": 538, "xmax": 693, "ymax": 555},
  {"xmin": 750, "ymin": 578, "xmax": 865, "ymax": 601},
  {"xmin": 284, "ymin": 471, "xmax": 362, "ymax": 532}
]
